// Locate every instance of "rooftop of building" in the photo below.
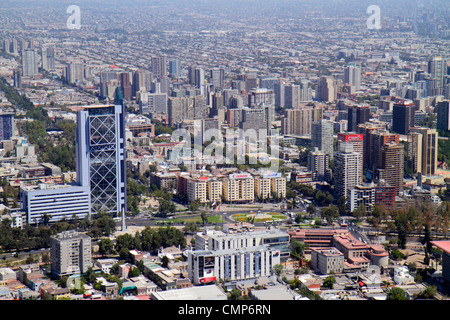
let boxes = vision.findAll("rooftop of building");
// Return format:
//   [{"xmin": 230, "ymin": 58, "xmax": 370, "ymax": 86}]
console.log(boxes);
[
  {"xmin": 150, "ymin": 284, "xmax": 226, "ymax": 300},
  {"xmin": 311, "ymin": 247, "xmax": 344, "ymax": 256},
  {"xmin": 430, "ymin": 240, "xmax": 450, "ymax": 254}
]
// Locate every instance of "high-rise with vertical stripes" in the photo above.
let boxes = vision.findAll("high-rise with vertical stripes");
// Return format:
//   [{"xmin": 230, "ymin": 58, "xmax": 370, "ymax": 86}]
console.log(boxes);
[{"xmin": 76, "ymin": 104, "xmax": 127, "ymax": 216}]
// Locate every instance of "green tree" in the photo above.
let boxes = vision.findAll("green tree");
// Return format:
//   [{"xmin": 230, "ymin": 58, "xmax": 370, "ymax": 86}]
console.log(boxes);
[
  {"xmin": 387, "ymin": 287, "xmax": 409, "ymax": 300},
  {"xmin": 415, "ymin": 285, "xmax": 437, "ymax": 300},
  {"xmin": 98, "ymin": 238, "xmax": 115, "ymax": 256},
  {"xmin": 158, "ymin": 199, "xmax": 176, "ymax": 217},
  {"xmin": 322, "ymin": 275, "xmax": 336, "ymax": 289},
  {"xmin": 290, "ymin": 239, "xmax": 308, "ymax": 258},
  {"xmin": 321, "ymin": 205, "xmax": 339, "ymax": 225},
  {"xmin": 273, "ymin": 264, "xmax": 283, "ymax": 276}
]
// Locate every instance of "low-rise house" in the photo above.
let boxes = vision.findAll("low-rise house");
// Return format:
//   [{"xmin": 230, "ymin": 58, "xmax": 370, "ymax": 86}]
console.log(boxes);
[
  {"xmin": 43, "ymin": 287, "xmax": 71, "ymax": 300},
  {"xmin": 95, "ymin": 258, "xmax": 119, "ymax": 275}
]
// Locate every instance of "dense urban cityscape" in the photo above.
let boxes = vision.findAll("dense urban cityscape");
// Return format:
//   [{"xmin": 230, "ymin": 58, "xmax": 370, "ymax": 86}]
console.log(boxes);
[{"xmin": 0, "ymin": 0, "xmax": 449, "ymax": 308}]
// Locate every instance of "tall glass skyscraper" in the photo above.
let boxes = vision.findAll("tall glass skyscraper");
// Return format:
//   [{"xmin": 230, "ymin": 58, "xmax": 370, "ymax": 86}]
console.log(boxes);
[{"xmin": 76, "ymin": 104, "xmax": 127, "ymax": 217}]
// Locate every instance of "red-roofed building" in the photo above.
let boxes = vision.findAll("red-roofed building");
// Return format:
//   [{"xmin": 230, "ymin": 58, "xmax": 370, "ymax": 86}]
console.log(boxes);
[{"xmin": 431, "ymin": 241, "xmax": 450, "ymax": 283}]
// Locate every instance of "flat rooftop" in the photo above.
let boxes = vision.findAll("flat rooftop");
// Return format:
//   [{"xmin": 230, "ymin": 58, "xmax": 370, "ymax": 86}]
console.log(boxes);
[{"xmin": 151, "ymin": 284, "xmax": 227, "ymax": 300}]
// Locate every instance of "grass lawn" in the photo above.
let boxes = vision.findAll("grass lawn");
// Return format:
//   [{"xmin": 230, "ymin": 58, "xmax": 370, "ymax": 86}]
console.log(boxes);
[
  {"xmin": 232, "ymin": 212, "xmax": 287, "ymax": 222},
  {"xmin": 160, "ymin": 214, "xmax": 225, "ymax": 224}
]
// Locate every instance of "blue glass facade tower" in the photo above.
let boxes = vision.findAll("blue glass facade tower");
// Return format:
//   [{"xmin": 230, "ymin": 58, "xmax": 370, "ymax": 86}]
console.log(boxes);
[{"xmin": 76, "ymin": 104, "xmax": 127, "ymax": 216}]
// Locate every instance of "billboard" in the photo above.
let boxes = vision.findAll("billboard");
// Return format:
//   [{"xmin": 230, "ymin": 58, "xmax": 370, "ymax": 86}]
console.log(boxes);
[
  {"xmin": 337, "ymin": 133, "xmax": 363, "ymax": 142},
  {"xmin": 263, "ymin": 172, "xmax": 282, "ymax": 179},
  {"xmin": 200, "ymin": 277, "xmax": 216, "ymax": 283},
  {"xmin": 229, "ymin": 173, "xmax": 251, "ymax": 179}
]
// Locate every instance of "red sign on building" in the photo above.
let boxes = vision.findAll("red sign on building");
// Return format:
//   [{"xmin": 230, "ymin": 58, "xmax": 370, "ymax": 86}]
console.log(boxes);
[
  {"xmin": 200, "ymin": 277, "xmax": 216, "ymax": 283},
  {"xmin": 337, "ymin": 133, "xmax": 363, "ymax": 142}
]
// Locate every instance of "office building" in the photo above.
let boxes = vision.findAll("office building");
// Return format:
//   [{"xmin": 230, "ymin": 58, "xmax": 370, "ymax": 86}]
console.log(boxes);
[
  {"xmin": 50, "ymin": 230, "xmax": 92, "ymax": 277},
  {"xmin": 151, "ymin": 55, "xmax": 167, "ymax": 79},
  {"xmin": 299, "ymin": 79, "xmax": 313, "ymax": 102},
  {"xmin": 334, "ymin": 143, "xmax": 363, "ymax": 200},
  {"xmin": 308, "ymin": 147, "xmax": 332, "ymax": 182},
  {"xmin": 169, "ymin": 59, "xmax": 181, "ymax": 78},
  {"xmin": 132, "ymin": 70, "xmax": 150, "ymax": 97},
  {"xmin": 210, "ymin": 92, "xmax": 224, "ymax": 118},
  {"xmin": 310, "ymin": 248, "xmax": 344, "ymax": 275},
  {"xmin": 407, "ymin": 131, "xmax": 423, "ymax": 175},
  {"xmin": 317, "ymin": 76, "xmax": 336, "ymax": 102},
  {"xmin": 210, "ymin": 68, "xmax": 225, "ymax": 89},
  {"xmin": 239, "ymin": 107, "xmax": 269, "ymax": 135},
  {"xmin": 356, "ymin": 122, "xmax": 387, "ymax": 166},
  {"xmin": 311, "ymin": 119, "xmax": 334, "ymax": 160},
  {"xmin": 167, "ymin": 95, "xmax": 207, "ymax": 125},
  {"xmin": 140, "ymin": 92, "xmax": 167, "ymax": 115},
  {"xmin": 428, "ymin": 56, "xmax": 447, "ymax": 96},
  {"xmin": 13, "ymin": 69, "xmax": 22, "ymax": 89},
  {"xmin": 189, "ymin": 227, "xmax": 289, "ymax": 284},
  {"xmin": 248, "ymin": 88, "xmax": 275, "ymax": 107},
  {"xmin": 337, "ymin": 132, "xmax": 363, "ymax": 155},
  {"xmin": 76, "ymin": 105, "xmax": 127, "ymax": 216},
  {"xmin": 194, "ymin": 68, "xmax": 205, "ymax": 95},
  {"xmin": 21, "ymin": 184, "xmax": 91, "ymax": 225},
  {"xmin": 119, "ymin": 72, "xmax": 132, "ymax": 100},
  {"xmin": 0, "ymin": 113, "xmax": 14, "ymax": 141},
  {"xmin": 99, "ymin": 70, "xmax": 120, "ymax": 100},
  {"xmin": 436, "ymin": 100, "xmax": 450, "ymax": 132},
  {"xmin": 66, "ymin": 62, "xmax": 84, "ymax": 85},
  {"xmin": 365, "ymin": 129, "xmax": 399, "ymax": 173},
  {"xmin": 378, "ymin": 142, "xmax": 404, "ymax": 195},
  {"xmin": 284, "ymin": 84, "xmax": 300, "ymax": 108},
  {"xmin": 408, "ymin": 127, "xmax": 438, "ymax": 177},
  {"xmin": 41, "ymin": 46, "xmax": 55, "ymax": 71},
  {"xmin": 344, "ymin": 64, "xmax": 362, "ymax": 91},
  {"xmin": 22, "ymin": 49, "xmax": 38, "ymax": 77},
  {"xmin": 392, "ymin": 101, "xmax": 415, "ymax": 134},
  {"xmin": 273, "ymin": 82, "xmax": 285, "ymax": 108},
  {"xmin": 347, "ymin": 105, "xmax": 370, "ymax": 132},
  {"xmin": 168, "ymin": 96, "xmax": 190, "ymax": 126},
  {"xmin": 187, "ymin": 246, "xmax": 279, "ymax": 285}
]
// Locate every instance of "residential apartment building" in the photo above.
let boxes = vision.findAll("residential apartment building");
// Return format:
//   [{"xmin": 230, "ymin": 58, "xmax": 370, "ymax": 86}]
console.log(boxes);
[
  {"xmin": 50, "ymin": 230, "xmax": 92, "ymax": 278},
  {"xmin": 254, "ymin": 172, "xmax": 286, "ymax": 200},
  {"xmin": 378, "ymin": 142, "xmax": 404, "ymax": 195},
  {"xmin": 222, "ymin": 172, "xmax": 254, "ymax": 203},
  {"xmin": 334, "ymin": 143, "xmax": 363, "ymax": 200},
  {"xmin": 281, "ymin": 107, "xmax": 323, "ymax": 136}
]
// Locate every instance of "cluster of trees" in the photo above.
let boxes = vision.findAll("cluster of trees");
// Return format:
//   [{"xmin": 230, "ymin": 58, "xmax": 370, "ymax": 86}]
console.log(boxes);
[
  {"xmin": 97, "ymin": 226, "xmax": 186, "ymax": 258},
  {"xmin": 0, "ymin": 212, "xmax": 118, "ymax": 253},
  {"xmin": 362, "ymin": 201, "xmax": 450, "ymax": 248},
  {"xmin": 16, "ymin": 110, "xmax": 77, "ymax": 172},
  {"xmin": 287, "ymin": 181, "xmax": 334, "ymax": 207},
  {"xmin": 0, "ymin": 77, "xmax": 77, "ymax": 172}
]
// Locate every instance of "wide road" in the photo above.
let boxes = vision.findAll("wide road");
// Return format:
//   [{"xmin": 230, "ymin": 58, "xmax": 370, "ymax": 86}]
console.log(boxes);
[{"xmin": 123, "ymin": 207, "xmax": 308, "ymax": 228}]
